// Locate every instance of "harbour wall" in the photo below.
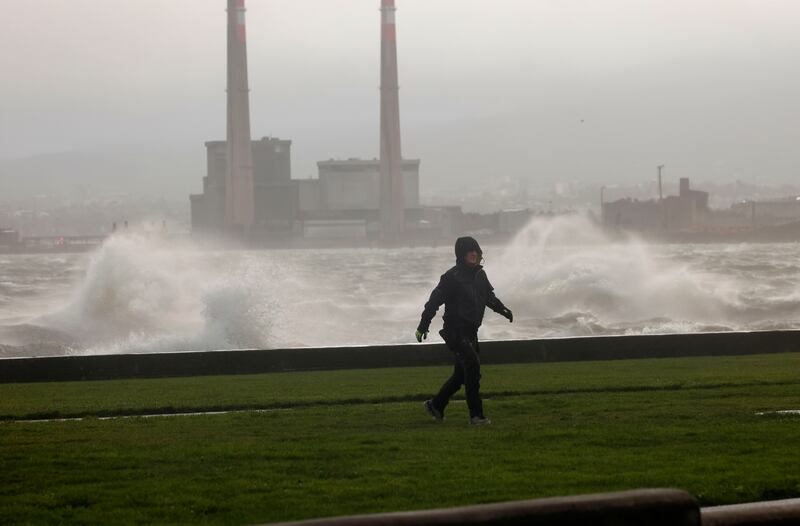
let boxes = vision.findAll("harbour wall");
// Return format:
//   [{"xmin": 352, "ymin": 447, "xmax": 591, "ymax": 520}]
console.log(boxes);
[{"xmin": 1, "ymin": 330, "xmax": 799, "ymax": 383}]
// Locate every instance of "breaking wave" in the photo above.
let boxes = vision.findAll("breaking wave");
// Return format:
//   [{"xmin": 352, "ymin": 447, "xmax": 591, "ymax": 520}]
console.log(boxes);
[
  {"xmin": 37, "ymin": 234, "xmax": 278, "ymax": 354},
  {"xmin": 1, "ymin": 214, "xmax": 799, "ymax": 356},
  {"xmin": 480, "ymin": 214, "xmax": 799, "ymax": 339}
]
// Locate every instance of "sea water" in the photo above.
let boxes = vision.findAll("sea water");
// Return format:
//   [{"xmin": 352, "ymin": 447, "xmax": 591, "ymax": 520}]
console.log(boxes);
[{"xmin": 1, "ymin": 215, "xmax": 799, "ymax": 357}]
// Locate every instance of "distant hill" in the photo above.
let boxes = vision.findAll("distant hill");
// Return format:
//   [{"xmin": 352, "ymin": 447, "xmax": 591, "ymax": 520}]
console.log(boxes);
[{"xmin": 0, "ymin": 148, "xmax": 204, "ymax": 202}]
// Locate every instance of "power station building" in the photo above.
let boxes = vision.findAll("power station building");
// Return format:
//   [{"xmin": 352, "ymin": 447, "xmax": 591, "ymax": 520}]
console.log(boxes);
[
  {"xmin": 190, "ymin": 137, "xmax": 297, "ymax": 235},
  {"xmin": 190, "ymin": 143, "xmax": 423, "ymax": 240},
  {"xmin": 190, "ymin": 1, "xmax": 436, "ymax": 243},
  {"xmin": 311, "ymin": 159, "xmax": 419, "ymax": 212}
]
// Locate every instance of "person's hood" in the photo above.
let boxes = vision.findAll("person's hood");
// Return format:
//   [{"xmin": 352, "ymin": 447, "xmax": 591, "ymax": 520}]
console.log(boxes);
[{"xmin": 454, "ymin": 236, "xmax": 482, "ymax": 264}]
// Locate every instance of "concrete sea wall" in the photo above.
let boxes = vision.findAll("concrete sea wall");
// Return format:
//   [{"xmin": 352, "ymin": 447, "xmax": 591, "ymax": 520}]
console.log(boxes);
[{"xmin": 1, "ymin": 330, "xmax": 799, "ymax": 383}]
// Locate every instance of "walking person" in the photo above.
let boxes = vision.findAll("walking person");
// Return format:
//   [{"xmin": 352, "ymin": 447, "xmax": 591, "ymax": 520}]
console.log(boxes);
[{"xmin": 415, "ymin": 236, "xmax": 513, "ymax": 425}]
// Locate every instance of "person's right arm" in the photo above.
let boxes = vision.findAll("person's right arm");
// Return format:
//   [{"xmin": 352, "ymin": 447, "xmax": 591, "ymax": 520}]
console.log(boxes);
[{"xmin": 417, "ymin": 274, "xmax": 451, "ymax": 337}]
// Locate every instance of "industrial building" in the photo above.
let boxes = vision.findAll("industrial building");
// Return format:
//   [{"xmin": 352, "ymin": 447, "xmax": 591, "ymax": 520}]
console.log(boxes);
[
  {"xmin": 190, "ymin": 137, "xmax": 296, "ymax": 235},
  {"xmin": 297, "ymin": 158, "xmax": 421, "ymax": 239},
  {"xmin": 602, "ymin": 178, "xmax": 710, "ymax": 231},
  {"xmin": 189, "ymin": 1, "xmax": 536, "ymax": 245},
  {"xmin": 600, "ymin": 176, "xmax": 800, "ymax": 242},
  {"xmin": 191, "ymin": 145, "xmax": 424, "ymax": 240},
  {"xmin": 312, "ymin": 159, "xmax": 419, "ymax": 211},
  {"xmin": 190, "ymin": 0, "xmax": 439, "ymax": 244},
  {"xmin": 731, "ymin": 196, "xmax": 800, "ymax": 228}
]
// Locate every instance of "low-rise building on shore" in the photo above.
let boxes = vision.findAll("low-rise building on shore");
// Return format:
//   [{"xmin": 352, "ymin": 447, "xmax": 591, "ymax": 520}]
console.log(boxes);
[{"xmin": 601, "ymin": 177, "xmax": 800, "ymax": 241}]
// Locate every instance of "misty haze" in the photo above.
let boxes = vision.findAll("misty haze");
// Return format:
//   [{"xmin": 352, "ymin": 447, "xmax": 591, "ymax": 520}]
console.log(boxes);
[
  {"xmin": 0, "ymin": 0, "xmax": 799, "ymax": 355},
  {"xmin": 4, "ymin": 2, "xmax": 800, "ymax": 525}
]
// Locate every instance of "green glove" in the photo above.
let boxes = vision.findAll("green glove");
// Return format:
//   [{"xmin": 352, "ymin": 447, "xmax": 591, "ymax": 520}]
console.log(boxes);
[{"xmin": 415, "ymin": 329, "xmax": 428, "ymax": 342}]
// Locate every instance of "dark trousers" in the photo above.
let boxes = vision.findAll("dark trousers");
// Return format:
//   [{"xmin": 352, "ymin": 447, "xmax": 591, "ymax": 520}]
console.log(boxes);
[{"xmin": 432, "ymin": 327, "xmax": 484, "ymax": 418}]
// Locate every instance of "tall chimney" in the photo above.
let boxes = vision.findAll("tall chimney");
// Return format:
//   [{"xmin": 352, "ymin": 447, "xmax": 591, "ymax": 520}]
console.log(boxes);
[
  {"xmin": 224, "ymin": 0, "xmax": 255, "ymax": 233},
  {"xmin": 379, "ymin": 0, "xmax": 405, "ymax": 238}
]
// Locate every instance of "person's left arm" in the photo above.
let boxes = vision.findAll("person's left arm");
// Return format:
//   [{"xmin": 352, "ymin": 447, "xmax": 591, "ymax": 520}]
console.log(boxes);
[{"xmin": 484, "ymin": 274, "xmax": 513, "ymax": 322}]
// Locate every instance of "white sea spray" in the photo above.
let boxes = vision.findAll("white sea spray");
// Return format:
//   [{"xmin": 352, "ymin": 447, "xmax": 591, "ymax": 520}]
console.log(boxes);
[{"xmin": 1, "ymin": 217, "xmax": 799, "ymax": 356}]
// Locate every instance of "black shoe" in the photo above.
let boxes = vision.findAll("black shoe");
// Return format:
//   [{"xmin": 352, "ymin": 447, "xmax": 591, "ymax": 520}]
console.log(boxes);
[
  {"xmin": 424, "ymin": 399, "xmax": 443, "ymax": 422},
  {"xmin": 469, "ymin": 415, "xmax": 491, "ymax": 426}
]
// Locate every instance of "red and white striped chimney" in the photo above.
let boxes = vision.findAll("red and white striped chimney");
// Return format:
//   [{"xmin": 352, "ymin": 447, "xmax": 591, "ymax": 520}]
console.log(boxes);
[
  {"xmin": 235, "ymin": 0, "xmax": 247, "ymax": 42},
  {"xmin": 224, "ymin": 0, "xmax": 255, "ymax": 233},
  {"xmin": 379, "ymin": 0, "xmax": 405, "ymax": 238}
]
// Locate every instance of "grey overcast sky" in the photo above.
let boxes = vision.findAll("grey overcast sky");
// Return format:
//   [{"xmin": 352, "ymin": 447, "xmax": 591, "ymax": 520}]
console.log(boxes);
[{"xmin": 1, "ymin": 0, "xmax": 799, "ymax": 190}]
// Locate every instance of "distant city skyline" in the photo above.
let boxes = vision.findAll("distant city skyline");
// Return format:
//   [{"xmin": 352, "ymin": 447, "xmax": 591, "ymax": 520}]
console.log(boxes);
[{"xmin": 1, "ymin": 0, "xmax": 799, "ymax": 190}]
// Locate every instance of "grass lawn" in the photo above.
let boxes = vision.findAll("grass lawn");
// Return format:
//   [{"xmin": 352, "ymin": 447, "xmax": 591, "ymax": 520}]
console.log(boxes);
[{"xmin": 1, "ymin": 353, "xmax": 799, "ymax": 524}]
